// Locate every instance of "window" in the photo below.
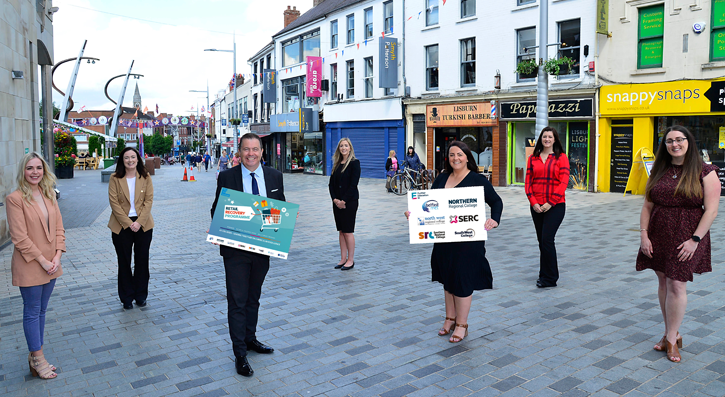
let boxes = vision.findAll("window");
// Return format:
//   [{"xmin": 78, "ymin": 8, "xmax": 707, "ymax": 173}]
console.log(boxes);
[
  {"xmin": 347, "ymin": 60, "xmax": 355, "ymax": 98},
  {"xmin": 282, "ymin": 76, "xmax": 306, "ymax": 113},
  {"xmin": 365, "ymin": 8, "xmax": 373, "ymax": 39},
  {"xmin": 461, "ymin": 0, "xmax": 475, "ymax": 18},
  {"xmin": 331, "ymin": 20, "xmax": 338, "ymax": 49},
  {"xmin": 364, "ymin": 57, "xmax": 374, "ymax": 98},
  {"xmin": 266, "ymin": 55, "xmax": 271, "ymax": 71},
  {"xmin": 254, "ymin": 62, "xmax": 258, "ymax": 85},
  {"xmin": 517, "ymin": 27, "xmax": 536, "ymax": 80},
  {"xmin": 347, "ymin": 14, "xmax": 355, "ymax": 44},
  {"xmin": 558, "ymin": 19, "xmax": 580, "ymax": 76},
  {"xmin": 253, "ymin": 94, "xmax": 258, "ymax": 122},
  {"xmin": 282, "ymin": 30, "xmax": 320, "ymax": 66},
  {"xmin": 426, "ymin": 45, "xmax": 439, "ymax": 90},
  {"xmin": 711, "ymin": 0, "xmax": 725, "ymax": 61},
  {"xmin": 517, "ymin": 0, "xmax": 535, "ymax": 5},
  {"xmin": 638, "ymin": 4, "xmax": 664, "ymax": 68},
  {"xmin": 426, "ymin": 0, "xmax": 439, "ymax": 26},
  {"xmin": 384, "ymin": 1, "xmax": 394, "ymax": 34},
  {"xmin": 461, "ymin": 38, "xmax": 476, "ymax": 86},
  {"xmin": 331, "ymin": 64, "xmax": 338, "ymax": 98}
]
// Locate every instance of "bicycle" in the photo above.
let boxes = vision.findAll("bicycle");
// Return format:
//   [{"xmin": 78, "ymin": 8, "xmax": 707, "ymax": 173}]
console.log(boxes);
[{"xmin": 390, "ymin": 163, "xmax": 434, "ymax": 195}]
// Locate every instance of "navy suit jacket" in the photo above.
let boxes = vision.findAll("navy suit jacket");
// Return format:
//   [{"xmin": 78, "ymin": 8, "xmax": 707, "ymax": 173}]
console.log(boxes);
[{"xmin": 211, "ymin": 164, "xmax": 286, "ymax": 258}]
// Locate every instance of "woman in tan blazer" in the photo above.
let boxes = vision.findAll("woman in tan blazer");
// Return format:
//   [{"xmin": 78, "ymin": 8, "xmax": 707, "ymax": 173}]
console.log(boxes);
[
  {"xmin": 6, "ymin": 152, "xmax": 65, "ymax": 380},
  {"xmin": 108, "ymin": 147, "xmax": 154, "ymax": 310}
]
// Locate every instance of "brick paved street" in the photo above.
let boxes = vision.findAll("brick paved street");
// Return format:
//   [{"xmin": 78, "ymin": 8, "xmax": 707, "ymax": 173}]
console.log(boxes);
[{"xmin": 1, "ymin": 164, "xmax": 724, "ymax": 396}]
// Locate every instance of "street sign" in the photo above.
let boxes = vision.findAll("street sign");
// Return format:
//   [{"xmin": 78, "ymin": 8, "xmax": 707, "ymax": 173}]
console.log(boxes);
[{"xmin": 242, "ymin": 114, "xmax": 249, "ymax": 124}]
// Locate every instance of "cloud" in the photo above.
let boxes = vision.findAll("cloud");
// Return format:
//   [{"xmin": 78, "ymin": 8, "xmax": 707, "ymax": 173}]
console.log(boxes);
[{"xmin": 51, "ymin": 0, "xmax": 312, "ymax": 116}]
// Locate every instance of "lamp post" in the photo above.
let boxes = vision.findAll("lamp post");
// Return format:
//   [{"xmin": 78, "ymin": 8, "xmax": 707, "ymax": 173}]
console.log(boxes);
[
  {"xmin": 205, "ymin": 34, "xmax": 237, "ymax": 154},
  {"xmin": 190, "ymin": 83, "xmax": 210, "ymax": 154}
]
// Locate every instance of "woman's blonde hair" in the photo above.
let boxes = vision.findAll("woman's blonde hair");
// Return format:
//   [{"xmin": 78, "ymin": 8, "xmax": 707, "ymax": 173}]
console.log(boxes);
[
  {"xmin": 332, "ymin": 137, "xmax": 356, "ymax": 173},
  {"xmin": 388, "ymin": 150, "xmax": 396, "ymax": 158},
  {"xmin": 16, "ymin": 152, "xmax": 57, "ymax": 205}
]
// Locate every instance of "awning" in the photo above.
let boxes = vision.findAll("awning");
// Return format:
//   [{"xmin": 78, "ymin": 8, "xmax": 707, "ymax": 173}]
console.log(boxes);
[
  {"xmin": 53, "ymin": 119, "xmax": 118, "ymax": 141},
  {"xmin": 221, "ymin": 141, "xmax": 235, "ymax": 147}
]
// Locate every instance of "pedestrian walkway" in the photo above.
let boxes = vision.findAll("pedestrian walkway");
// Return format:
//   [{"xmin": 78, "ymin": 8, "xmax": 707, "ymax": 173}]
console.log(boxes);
[{"xmin": 1, "ymin": 163, "xmax": 724, "ymax": 396}]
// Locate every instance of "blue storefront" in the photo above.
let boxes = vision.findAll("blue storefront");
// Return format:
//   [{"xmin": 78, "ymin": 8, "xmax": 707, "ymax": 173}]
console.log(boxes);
[{"xmin": 324, "ymin": 99, "xmax": 405, "ymax": 179}]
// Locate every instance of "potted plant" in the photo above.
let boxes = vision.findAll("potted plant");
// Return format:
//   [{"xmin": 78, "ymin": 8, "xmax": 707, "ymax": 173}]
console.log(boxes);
[
  {"xmin": 515, "ymin": 58, "xmax": 538, "ymax": 79},
  {"xmin": 230, "ymin": 118, "xmax": 241, "ymax": 125},
  {"xmin": 54, "ymin": 127, "xmax": 77, "ymax": 179},
  {"xmin": 544, "ymin": 56, "xmax": 576, "ymax": 76}
]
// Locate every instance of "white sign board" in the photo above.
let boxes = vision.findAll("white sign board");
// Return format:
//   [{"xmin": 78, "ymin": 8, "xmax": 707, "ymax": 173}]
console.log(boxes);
[{"xmin": 408, "ymin": 186, "xmax": 487, "ymax": 244}]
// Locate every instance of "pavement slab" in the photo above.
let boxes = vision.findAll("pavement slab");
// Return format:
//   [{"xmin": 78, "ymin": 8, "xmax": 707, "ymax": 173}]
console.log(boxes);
[{"xmin": 1, "ymin": 164, "xmax": 724, "ymax": 396}]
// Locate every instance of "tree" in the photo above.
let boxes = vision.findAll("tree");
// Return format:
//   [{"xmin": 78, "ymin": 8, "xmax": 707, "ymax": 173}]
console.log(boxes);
[
  {"xmin": 143, "ymin": 135, "xmax": 152, "ymax": 155},
  {"xmin": 88, "ymin": 135, "xmax": 105, "ymax": 156},
  {"xmin": 114, "ymin": 138, "xmax": 126, "ymax": 156},
  {"xmin": 163, "ymin": 135, "xmax": 174, "ymax": 155},
  {"xmin": 151, "ymin": 132, "xmax": 165, "ymax": 156},
  {"xmin": 39, "ymin": 101, "xmax": 60, "ymax": 119}
]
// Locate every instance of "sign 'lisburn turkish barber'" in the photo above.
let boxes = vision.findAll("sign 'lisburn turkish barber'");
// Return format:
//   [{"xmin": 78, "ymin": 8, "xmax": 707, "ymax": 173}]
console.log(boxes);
[{"xmin": 379, "ymin": 37, "xmax": 398, "ymax": 88}]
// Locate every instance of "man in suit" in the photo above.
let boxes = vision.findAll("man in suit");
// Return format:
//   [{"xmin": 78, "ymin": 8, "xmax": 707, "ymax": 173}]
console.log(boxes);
[{"xmin": 210, "ymin": 132, "xmax": 284, "ymax": 377}]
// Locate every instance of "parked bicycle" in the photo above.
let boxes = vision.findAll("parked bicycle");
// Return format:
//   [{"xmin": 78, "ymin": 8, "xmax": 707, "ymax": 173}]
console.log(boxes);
[{"xmin": 390, "ymin": 162, "xmax": 435, "ymax": 195}]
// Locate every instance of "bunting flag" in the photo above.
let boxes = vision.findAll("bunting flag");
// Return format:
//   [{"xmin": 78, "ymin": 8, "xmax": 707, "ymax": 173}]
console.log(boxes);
[
  {"xmin": 133, "ymin": 109, "xmax": 138, "ymax": 118},
  {"xmin": 79, "ymin": 105, "xmax": 86, "ymax": 112},
  {"xmin": 407, "ymin": 15, "xmax": 413, "ymax": 21},
  {"xmin": 443, "ymin": 0, "xmax": 446, "ymax": 4},
  {"xmin": 382, "ymin": 31, "xmax": 385, "ymax": 37},
  {"xmin": 201, "ymin": 106, "xmax": 205, "ymax": 113},
  {"xmin": 143, "ymin": 106, "xmax": 148, "ymax": 114},
  {"xmin": 156, "ymin": 104, "xmax": 159, "ymax": 114},
  {"xmin": 191, "ymin": 106, "xmax": 195, "ymax": 110},
  {"xmin": 357, "ymin": 43, "xmax": 360, "ymax": 49}
]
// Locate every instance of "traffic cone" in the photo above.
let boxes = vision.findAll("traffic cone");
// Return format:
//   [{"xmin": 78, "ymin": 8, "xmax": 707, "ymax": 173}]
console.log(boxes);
[
  {"xmin": 181, "ymin": 167, "xmax": 188, "ymax": 182},
  {"xmin": 189, "ymin": 165, "xmax": 196, "ymax": 182}
]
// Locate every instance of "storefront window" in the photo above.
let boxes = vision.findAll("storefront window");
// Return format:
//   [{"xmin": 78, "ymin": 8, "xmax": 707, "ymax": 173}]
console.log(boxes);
[
  {"xmin": 657, "ymin": 116, "xmax": 725, "ymax": 162},
  {"xmin": 285, "ymin": 132, "xmax": 323, "ymax": 174},
  {"xmin": 282, "ymin": 76, "xmax": 306, "ymax": 113},
  {"xmin": 511, "ymin": 122, "xmax": 569, "ymax": 184}
]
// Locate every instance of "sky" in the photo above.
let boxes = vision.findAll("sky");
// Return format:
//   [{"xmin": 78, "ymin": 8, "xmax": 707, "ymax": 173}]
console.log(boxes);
[{"xmin": 50, "ymin": 0, "xmax": 313, "ymax": 117}]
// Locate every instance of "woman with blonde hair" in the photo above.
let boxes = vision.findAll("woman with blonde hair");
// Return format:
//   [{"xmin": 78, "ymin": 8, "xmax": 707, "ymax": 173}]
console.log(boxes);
[
  {"xmin": 329, "ymin": 138, "xmax": 361, "ymax": 270},
  {"xmin": 385, "ymin": 150, "xmax": 398, "ymax": 193},
  {"xmin": 6, "ymin": 152, "xmax": 66, "ymax": 379},
  {"xmin": 232, "ymin": 151, "xmax": 242, "ymax": 167},
  {"xmin": 218, "ymin": 150, "xmax": 229, "ymax": 171}
]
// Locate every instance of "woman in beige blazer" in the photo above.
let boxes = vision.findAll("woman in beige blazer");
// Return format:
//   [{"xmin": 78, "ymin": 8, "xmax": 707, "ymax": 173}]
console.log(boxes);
[
  {"xmin": 108, "ymin": 147, "xmax": 154, "ymax": 310},
  {"xmin": 6, "ymin": 152, "xmax": 65, "ymax": 380}
]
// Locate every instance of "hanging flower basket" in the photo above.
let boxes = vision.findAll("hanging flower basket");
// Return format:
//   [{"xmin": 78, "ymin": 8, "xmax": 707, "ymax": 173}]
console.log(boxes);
[
  {"xmin": 544, "ymin": 56, "xmax": 576, "ymax": 76},
  {"xmin": 515, "ymin": 59, "xmax": 538, "ymax": 79}
]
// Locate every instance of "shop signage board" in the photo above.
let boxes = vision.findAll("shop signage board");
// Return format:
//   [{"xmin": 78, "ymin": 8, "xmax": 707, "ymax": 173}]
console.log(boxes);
[
  {"xmin": 271, "ymin": 113, "xmax": 300, "ymax": 132},
  {"xmin": 610, "ymin": 127, "xmax": 633, "ymax": 193},
  {"xmin": 568, "ymin": 122, "xmax": 589, "ymax": 190},
  {"xmin": 379, "ymin": 37, "xmax": 398, "ymax": 88},
  {"xmin": 638, "ymin": 5, "xmax": 664, "ymax": 68},
  {"xmin": 596, "ymin": 0, "xmax": 608, "ymax": 35},
  {"xmin": 299, "ymin": 107, "xmax": 313, "ymax": 133},
  {"xmin": 426, "ymin": 102, "xmax": 496, "ymax": 127},
  {"xmin": 600, "ymin": 79, "xmax": 725, "ymax": 115},
  {"xmin": 501, "ymin": 99, "xmax": 593, "ymax": 119},
  {"xmin": 207, "ymin": 188, "xmax": 299, "ymax": 259},
  {"xmin": 306, "ymin": 57, "xmax": 322, "ymax": 97},
  {"xmin": 407, "ymin": 187, "xmax": 488, "ymax": 244},
  {"xmin": 263, "ymin": 69, "xmax": 276, "ymax": 103}
]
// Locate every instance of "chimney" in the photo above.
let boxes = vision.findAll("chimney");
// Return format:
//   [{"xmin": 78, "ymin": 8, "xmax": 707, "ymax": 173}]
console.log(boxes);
[
  {"xmin": 313, "ymin": 0, "xmax": 326, "ymax": 6},
  {"xmin": 283, "ymin": 5, "xmax": 300, "ymax": 28}
]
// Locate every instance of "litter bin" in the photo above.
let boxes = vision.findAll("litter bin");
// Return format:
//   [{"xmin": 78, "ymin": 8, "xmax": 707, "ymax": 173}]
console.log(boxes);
[
  {"xmin": 154, "ymin": 157, "xmax": 161, "ymax": 169},
  {"xmin": 145, "ymin": 157, "xmax": 155, "ymax": 175},
  {"xmin": 103, "ymin": 158, "xmax": 115, "ymax": 169}
]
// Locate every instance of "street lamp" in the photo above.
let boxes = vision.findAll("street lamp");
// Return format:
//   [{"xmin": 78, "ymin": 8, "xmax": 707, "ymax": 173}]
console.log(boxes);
[
  {"xmin": 204, "ymin": 35, "xmax": 237, "ymax": 153},
  {"xmin": 190, "ymin": 84, "xmax": 210, "ymax": 154}
]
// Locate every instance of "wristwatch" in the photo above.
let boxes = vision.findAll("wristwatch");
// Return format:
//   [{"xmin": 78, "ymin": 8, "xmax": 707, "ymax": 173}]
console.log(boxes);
[{"xmin": 691, "ymin": 235, "xmax": 701, "ymax": 243}]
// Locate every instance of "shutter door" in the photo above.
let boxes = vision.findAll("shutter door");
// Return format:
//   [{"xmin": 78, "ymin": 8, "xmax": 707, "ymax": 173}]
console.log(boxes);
[{"xmin": 343, "ymin": 128, "xmax": 385, "ymax": 179}]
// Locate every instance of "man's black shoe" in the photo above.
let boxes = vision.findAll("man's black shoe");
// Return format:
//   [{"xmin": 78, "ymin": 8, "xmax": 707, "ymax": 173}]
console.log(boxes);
[
  {"xmin": 123, "ymin": 302, "xmax": 133, "ymax": 310},
  {"xmin": 136, "ymin": 300, "xmax": 147, "ymax": 307},
  {"xmin": 246, "ymin": 339, "xmax": 274, "ymax": 354},
  {"xmin": 235, "ymin": 356, "xmax": 253, "ymax": 377}
]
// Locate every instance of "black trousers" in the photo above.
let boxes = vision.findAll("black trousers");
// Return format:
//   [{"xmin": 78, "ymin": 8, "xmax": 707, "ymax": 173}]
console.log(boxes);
[
  {"xmin": 223, "ymin": 252, "xmax": 269, "ymax": 358},
  {"xmin": 111, "ymin": 222, "xmax": 153, "ymax": 305},
  {"xmin": 204, "ymin": 161, "xmax": 209, "ymax": 171},
  {"xmin": 530, "ymin": 203, "xmax": 566, "ymax": 286}
]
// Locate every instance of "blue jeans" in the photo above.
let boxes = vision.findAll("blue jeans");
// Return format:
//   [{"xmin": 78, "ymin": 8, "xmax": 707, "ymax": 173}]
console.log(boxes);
[{"xmin": 19, "ymin": 279, "xmax": 56, "ymax": 352}]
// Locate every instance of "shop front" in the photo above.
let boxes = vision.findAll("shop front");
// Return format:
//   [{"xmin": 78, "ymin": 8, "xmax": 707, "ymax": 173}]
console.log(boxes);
[
  {"xmin": 425, "ymin": 102, "xmax": 498, "ymax": 175},
  {"xmin": 270, "ymin": 110, "xmax": 324, "ymax": 175},
  {"xmin": 599, "ymin": 79, "xmax": 725, "ymax": 194},
  {"xmin": 500, "ymin": 98, "xmax": 595, "ymax": 191}
]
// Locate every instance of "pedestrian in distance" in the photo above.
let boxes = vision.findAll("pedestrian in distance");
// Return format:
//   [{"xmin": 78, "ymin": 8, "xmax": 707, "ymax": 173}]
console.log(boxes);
[
  {"xmin": 385, "ymin": 150, "xmax": 398, "ymax": 193},
  {"xmin": 524, "ymin": 126, "xmax": 570, "ymax": 288},
  {"xmin": 108, "ymin": 147, "xmax": 155, "ymax": 310},
  {"xmin": 637, "ymin": 126, "xmax": 720, "ymax": 363},
  {"xmin": 329, "ymin": 138, "xmax": 361, "ymax": 270},
  {"xmin": 204, "ymin": 152, "xmax": 211, "ymax": 172},
  {"xmin": 6, "ymin": 152, "xmax": 65, "ymax": 380},
  {"xmin": 405, "ymin": 146, "xmax": 422, "ymax": 172},
  {"xmin": 196, "ymin": 153, "xmax": 203, "ymax": 172},
  {"xmin": 219, "ymin": 150, "xmax": 229, "ymax": 171},
  {"xmin": 186, "ymin": 152, "xmax": 192, "ymax": 169},
  {"xmin": 406, "ymin": 141, "xmax": 502, "ymax": 343},
  {"xmin": 210, "ymin": 133, "xmax": 285, "ymax": 377},
  {"xmin": 232, "ymin": 151, "xmax": 242, "ymax": 168}
]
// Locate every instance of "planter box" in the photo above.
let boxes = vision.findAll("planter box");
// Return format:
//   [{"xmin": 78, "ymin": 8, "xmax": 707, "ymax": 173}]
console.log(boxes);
[{"xmin": 56, "ymin": 165, "xmax": 74, "ymax": 179}]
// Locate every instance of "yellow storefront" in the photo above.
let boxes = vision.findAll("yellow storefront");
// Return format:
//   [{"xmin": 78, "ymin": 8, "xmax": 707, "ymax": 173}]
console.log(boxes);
[{"xmin": 598, "ymin": 79, "xmax": 725, "ymax": 193}]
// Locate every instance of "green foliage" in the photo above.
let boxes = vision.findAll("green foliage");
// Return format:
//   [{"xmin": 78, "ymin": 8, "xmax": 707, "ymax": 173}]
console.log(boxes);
[
  {"xmin": 54, "ymin": 127, "xmax": 77, "ymax": 167},
  {"xmin": 88, "ymin": 135, "xmax": 105, "ymax": 156},
  {"xmin": 515, "ymin": 59, "xmax": 538, "ymax": 76},
  {"xmin": 143, "ymin": 135, "xmax": 152, "ymax": 154},
  {"xmin": 150, "ymin": 132, "xmax": 165, "ymax": 156},
  {"xmin": 114, "ymin": 138, "xmax": 126, "ymax": 156},
  {"xmin": 40, "ymin": 101, "xmax": 60, "ymax": 119},
  {"xmin": 543, "ymin": 56, "xmax": 575, "ymax": 75},
  {"xmin": 164, "ymin": 135, "xmax": 174, "ymax": 155}
]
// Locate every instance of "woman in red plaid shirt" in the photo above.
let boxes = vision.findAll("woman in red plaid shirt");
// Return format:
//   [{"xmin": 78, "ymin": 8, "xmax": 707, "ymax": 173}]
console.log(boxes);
[{"xmin": 524, "ymin": 127, "xmax": 570, "ymax": 288}]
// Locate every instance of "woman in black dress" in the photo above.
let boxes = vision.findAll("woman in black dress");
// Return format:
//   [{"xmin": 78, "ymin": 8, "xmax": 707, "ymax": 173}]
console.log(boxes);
[
  {"xmin": 329, "ymin": 138, "xmax": 361, "ymax": 270},
  {"xmin": 407, "ymin": 141, "xmax": 503, "ymax": 343},
  {"xmin": 637, "ymin": 126, "xmax": 720, "ymax": 363}
]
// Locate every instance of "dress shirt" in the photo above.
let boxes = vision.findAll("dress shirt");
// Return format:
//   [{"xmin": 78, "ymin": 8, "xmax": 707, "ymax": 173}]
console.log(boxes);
[{"xmin": 241, "ymin": 163, "xmax": 267, "ymax": 197}]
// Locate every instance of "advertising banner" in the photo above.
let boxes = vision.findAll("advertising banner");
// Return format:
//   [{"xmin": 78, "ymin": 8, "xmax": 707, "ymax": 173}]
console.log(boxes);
[
  {"xmin": 207, "ymin": 188, "xmax": 299, "ymax": 259},
  {"xmin": 299, "ymin": 107, "xmax": 313, "ymax": 133},
  {"xmin": 263, "ymin": 69, "xmax": 276, "ymax": 103},
  {"xmin": 379, "ymin": 37, "xmax": 398, "ymax": 88},
  {"xmin": 600, "ymin": 79, "xmax": 725, "ymax": 116},
  {"xmin": 306, "ymin": 56, "xmax": 322, "ymax": 97},
  {"xmin": 596, "ymin": 0, "xmax": 608, "ymax": 35},
  {"xmin": 407, "ymin": 187, "xmax": 487, "ymax": 244}
]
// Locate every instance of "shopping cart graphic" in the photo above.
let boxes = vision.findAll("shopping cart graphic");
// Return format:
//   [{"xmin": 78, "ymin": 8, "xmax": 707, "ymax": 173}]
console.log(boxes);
[{"xmin": 255, "ymin": 207, "xmax": 282, "ymax": 232}]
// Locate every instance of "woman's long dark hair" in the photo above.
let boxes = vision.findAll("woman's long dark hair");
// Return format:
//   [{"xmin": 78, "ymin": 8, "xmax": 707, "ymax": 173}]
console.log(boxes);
[
  {"xmin": 444, "ymin": 141, "xmax": 478, "ymax": 174},
  {"xmin": 114, "ymin": 147, "xmax": 149, "ymax": 179},
  {"xmin": 645, "ymin": 126, "xmax": 702, "ymax": 201},
  {"xmin": 407, "ymin": 146, "xmax": 415, "ymax": 156},
  {"xmin": 532, "ymin": 126, "xmax": 565, "ymax": 158}
]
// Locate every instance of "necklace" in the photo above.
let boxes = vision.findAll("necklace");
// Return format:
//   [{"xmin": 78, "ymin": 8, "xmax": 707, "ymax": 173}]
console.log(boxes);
[{"xmin": 671, "ymin": 166, "xmax": 680, "ymax": 179}]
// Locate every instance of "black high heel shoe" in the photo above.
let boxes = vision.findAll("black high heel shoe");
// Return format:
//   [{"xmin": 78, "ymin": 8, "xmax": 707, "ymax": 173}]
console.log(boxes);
[
  {"xmin": 334, "ymin": 261, "xmax": 346, "ymax": 269},
  {"xmin": 341, "ymin": 262, "xmax": 355, "ymax": 271}
]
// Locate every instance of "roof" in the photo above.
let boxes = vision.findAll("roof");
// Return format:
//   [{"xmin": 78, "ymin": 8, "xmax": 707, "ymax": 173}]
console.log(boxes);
[
  {"xmin": 248, "ymin": 41, "xmax": 274, "ymax": 62},
  {"xmin": 273, "ymin": 0, "xmax": 367, "ymax": 38}
]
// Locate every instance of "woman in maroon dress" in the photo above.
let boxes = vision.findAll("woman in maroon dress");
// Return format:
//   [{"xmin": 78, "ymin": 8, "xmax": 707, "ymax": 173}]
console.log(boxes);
[{"xmin": 637, "ymin": 126, "xmax": 720, "ymax": 363}]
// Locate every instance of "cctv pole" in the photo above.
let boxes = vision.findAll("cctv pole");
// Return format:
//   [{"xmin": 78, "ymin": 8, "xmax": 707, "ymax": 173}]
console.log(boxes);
[{"xmin": 535, "ymin": 0, "xmax": 549, "ymax": 141}]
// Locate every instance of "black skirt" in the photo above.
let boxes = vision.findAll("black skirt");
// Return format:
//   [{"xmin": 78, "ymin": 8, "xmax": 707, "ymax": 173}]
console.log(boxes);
[{"xmin": 333, "ymin": 200, "xmax": 358, "ymax": 233}]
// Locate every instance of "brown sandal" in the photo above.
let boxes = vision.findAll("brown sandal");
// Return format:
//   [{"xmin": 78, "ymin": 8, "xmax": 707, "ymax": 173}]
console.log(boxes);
[
  {"xmin": 654, "ymin": 333, "xmax": 682, "ymax": 351},
  {"xmin": 666, "ymin": 338, "xmax": 681, "ymax": 363},
  {"xmin": 449, "ymin": 324, "xmax": 468, "ymax": 343},
  {"xmin": 29, "ymin": 354, "xmax": 57, "ymax": 379},
  {"xmin": 438, "ymin": 317, "xmax": 456, "ymax": 336},
  {"xmin": 28, "ymin": 353, "xmax": 55, "ymax": 371}
]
